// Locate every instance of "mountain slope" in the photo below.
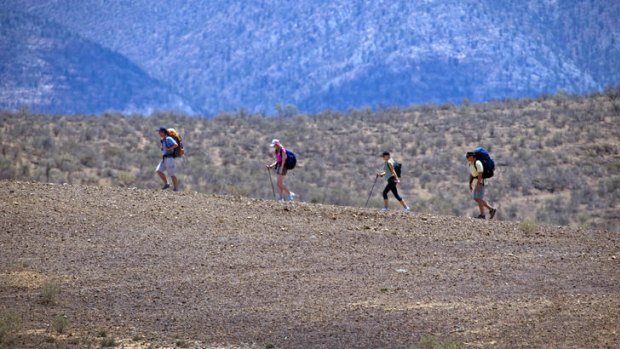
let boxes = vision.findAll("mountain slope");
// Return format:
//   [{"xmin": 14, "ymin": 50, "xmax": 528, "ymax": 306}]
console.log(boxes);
[
  {"xmin": 4, "ymin": 0, "xmax": 619, "ymax": 113},
  {"xmin": 1, "ymin": 181, "xmax": 619, "ymax": 348},
  {"xmin": 0, "ymin": 11, "xmax": 196, "ymax": 114}
]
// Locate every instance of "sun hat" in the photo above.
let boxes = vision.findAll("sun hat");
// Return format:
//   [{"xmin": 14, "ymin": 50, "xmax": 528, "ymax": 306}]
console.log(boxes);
[{"xmin": 270, "ymin": 139, "xmax": 281, "ymax": 147}]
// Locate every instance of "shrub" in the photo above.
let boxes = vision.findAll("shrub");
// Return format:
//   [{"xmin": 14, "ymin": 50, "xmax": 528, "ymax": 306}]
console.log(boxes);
[
  {"xmin": 409, "ymin": 334, "xmax": 460, "ymax": 349},
  {"xmin": 518, "ymin": 220, "xmax": 538, "ymax": 234},
  {"xmin": 100, "ymin": 338, "xmax": 118, "ymax": 347},
  {"xmin": 176, "ymin": 340, "xmax": 189, "ymax": 348},
  {"xmin": 51, "ymin": 315, "xmax": 69, "ymax": 334},
  {"xmin": 40, "ymin": 280, "xmax": 61, "ymax": 305},
  {"xmin": 0, "ymin": 310, "xmax": 21, "ymax": 344}
]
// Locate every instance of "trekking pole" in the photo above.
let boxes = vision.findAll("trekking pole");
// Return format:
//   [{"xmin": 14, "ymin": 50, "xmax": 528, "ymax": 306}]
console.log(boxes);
[
  {"xmin": 266, "ymin": 167, "xmax": 277, "ymax": 200},
  {"xmin": 364, "ymin": 175, "xmax": 379, "ymax": 208}
]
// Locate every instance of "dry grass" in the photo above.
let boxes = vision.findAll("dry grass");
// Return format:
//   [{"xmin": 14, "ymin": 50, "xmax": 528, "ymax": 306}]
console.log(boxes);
[{"xmin": 0, "ymin": 89, "xmax": 618, "ymax": 231}]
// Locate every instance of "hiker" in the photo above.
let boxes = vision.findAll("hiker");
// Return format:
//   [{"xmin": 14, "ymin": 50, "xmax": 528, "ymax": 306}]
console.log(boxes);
[
  {"xmin": 466, "ymin": 151, "xmax": 497, "ymax": 219},
  {"xmin": 266, "ymin": 139, "xmax": 296, "ymax": 202},
  {"xmin": 156, "ymin": 127, "xmax": 179, "ymax": 191},
  {"xmin": 377, "ymin": 151, "xmax": 410, "ymax": 212}
]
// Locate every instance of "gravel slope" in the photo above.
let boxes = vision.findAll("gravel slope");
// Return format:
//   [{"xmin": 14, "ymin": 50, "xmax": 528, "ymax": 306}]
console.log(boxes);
[{"xmin": 1, "ymin": 181, "xmax": 618, "ymax": 348}]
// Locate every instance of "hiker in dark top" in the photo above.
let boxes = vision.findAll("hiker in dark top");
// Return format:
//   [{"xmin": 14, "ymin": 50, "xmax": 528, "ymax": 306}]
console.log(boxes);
[
  {"xmin": 377, "ymin": 151, "xmax": 410, "ymax": 212},
  {"xmin": 156, "ymin": 127, "xmax": 179, "ymax": 192}
]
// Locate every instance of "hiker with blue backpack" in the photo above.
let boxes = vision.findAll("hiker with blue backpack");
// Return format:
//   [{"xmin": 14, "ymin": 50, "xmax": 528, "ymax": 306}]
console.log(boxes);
[
  {"xmin": 266, "ymin": 139, "xmax": 296, "ymax": 202},
  {"xmin": 377, "ymin": 151, "xmax": 410, "ymax": 212},
  {"xmin": 466, "ymin": 147, "xmax": 497, "ymax": 219}
]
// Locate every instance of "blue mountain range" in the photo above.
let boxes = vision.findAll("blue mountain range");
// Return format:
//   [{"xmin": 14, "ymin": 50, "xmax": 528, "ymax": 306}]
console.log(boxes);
[{"xmin": 1, "ymin": 0, "xmax": 618, "ymax": 114}]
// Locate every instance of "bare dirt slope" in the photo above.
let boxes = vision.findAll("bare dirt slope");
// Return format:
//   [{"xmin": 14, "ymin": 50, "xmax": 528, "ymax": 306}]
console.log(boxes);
[{"xmin": 1, "ymin": 181, "xmax": 618, "ymax": 348}]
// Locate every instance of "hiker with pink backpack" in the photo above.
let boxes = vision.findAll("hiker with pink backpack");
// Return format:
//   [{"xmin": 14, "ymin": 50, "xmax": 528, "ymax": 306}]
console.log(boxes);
[{"xmin": 266, "ymin": 139, "xmax": 297, "ymax": 202}]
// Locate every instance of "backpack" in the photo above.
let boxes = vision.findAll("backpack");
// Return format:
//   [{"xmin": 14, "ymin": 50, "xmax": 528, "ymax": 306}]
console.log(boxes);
[
  {"xmin": 392, "ymin": 160, "xmax": 402, "ymax": 178},
  {"xmin": 473, "ymin": 146, "xmax": 495, "ymax": 178},
  {"xmin": 281, "ymin": 148, "xmax": 297, "ymax": 170},
  {"xmin": 167, "ymin": 128, "xmax": 184, "ymax": 158}
]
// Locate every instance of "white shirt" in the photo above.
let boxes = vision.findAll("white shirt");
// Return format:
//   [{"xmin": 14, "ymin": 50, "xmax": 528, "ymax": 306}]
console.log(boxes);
[{"xmin": 469, "ymin": 160, "xmax": 484, "ymax": 186}]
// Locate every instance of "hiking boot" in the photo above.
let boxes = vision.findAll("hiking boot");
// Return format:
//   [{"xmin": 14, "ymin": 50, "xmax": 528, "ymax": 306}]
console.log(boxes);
[
  {"xmin": 489, "ymin": 208, "xmax": 497, "ymax": 220},
  {"xmin": 475, "ymin": 214, "xmax": 486, "ymax": 219},
  {"xmin": 380, "ymin": 208, "xmax": 389, "ymax": 212},
  {"xmin": 403, "ymin": 207, "xmax": 410, "ymax": 213},
  {"xmin": 173, "ymin": 187, "xmax": 179, "ymax": 192},
  {"xmin": 288, "ymin": 192, "xmax": 296, "ymax": 202},
  {"xmin": 161, "ymin": 183, "xmax": 171, "ymax": 190}
]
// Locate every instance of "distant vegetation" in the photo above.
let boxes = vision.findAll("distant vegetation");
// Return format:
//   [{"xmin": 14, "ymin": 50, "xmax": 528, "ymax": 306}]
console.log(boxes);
[{"xmin": 1, "ymin": 89, "xmax": 618, "ymax": 231}]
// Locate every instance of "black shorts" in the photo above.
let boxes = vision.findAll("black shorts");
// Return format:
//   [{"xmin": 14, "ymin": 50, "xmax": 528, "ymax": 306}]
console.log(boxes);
[
  {"xmin": 383, "ymin": 177, "xmax": 402, "ymax": 201},
  {"xmin": 276, "ymin": 164, "xmax": 288, "ymax": 176}
]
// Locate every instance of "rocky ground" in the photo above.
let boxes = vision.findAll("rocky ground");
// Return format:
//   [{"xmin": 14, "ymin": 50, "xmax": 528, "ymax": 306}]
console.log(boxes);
[{"xmin": 0, "ymin": 181, "xmax": 618, "ymax": 348}]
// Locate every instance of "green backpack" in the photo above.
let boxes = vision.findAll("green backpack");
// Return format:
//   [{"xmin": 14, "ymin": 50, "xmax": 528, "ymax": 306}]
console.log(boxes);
[{"xmin": 393, "ymin": 160, "xmax": 402, "ymax": 178}]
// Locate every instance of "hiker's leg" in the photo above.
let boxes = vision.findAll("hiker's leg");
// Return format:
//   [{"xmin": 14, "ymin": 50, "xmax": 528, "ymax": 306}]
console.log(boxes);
[
  {"xmin": 277, "ymin": 174, "xmax": 290, "ymax": 198},
  {"xmin": 171, "ymin": 176, "xmax": 178, "ymax": 189},
  {"xmin": 156, "ymin": 171, "xmax": 167, "ymax": 183},
  {"xmin": 390, "ymin": 183, "xmax": 402, "ymax": 201},
  {"xmin": 390, "ymin": 182, "xmax": 408, "ymax": 208},
  {"xmin": 473, "ymin": 184, "xmax": 487, "ymax": 215},
  {"xmin": 382, "ymin": 183, "xmax": 390, "ymax": 208},
  {"xmin": 480, "ymin": 199, "xmax": 493, "ymax": 210},
  {"xmin": 475, "ymin": 199, "xmax": 485, "ymax": 215},
  {"xmin": 156, "ymin": 160, "xmax": 168, "ymax": 184}
]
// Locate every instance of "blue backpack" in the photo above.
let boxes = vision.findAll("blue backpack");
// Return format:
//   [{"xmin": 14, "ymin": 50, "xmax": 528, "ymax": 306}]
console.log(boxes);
[
  {"xmin": 281, "ymin": 149, "xmax": 297, "ymax": 170},
  {"xmin": 473, "ymin": 147, "xmax": 495, "ymax": 178}
]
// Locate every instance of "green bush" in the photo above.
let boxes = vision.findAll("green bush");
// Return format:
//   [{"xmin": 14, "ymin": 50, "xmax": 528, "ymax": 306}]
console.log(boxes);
[
  {"xmin": 51, "ymin": 315, "xmax": 69, "ymax": 334},
  {"xmin": 40, "ymin": 280, "xmax": 61, "ymax": 305},
  {"xmin": 0, "ymin": 310, "xmax": 21, "ymax": 344},
  {"xmin": 100, "ymin": 338, "xmax": 118, "ymax": 347},
  {"xmin": 518, "ymin": 220, "xmax": 538, "ymax": 234}
]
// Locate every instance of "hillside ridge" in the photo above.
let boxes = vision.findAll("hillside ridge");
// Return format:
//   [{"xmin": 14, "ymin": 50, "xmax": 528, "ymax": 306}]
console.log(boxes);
[{"xmin": 1, "ymin": 91, "xmax": 618, "ymax": 231}]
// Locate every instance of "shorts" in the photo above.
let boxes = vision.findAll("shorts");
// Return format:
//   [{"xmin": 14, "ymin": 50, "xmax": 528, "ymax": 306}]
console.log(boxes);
[
  {"xmin": 156, "ymin": 157, "xmax": 176, "ymax": 177},
  {"xmin": 276, "ymin": 164, "xmax": 288, "ymax": 176},
  {"xmin": 472, "ymin": 184, "xmax": 485, "ymax": 200}
]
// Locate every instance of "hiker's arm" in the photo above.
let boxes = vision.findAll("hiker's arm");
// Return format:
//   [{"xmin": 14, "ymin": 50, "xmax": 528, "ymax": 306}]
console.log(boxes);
[
  {"xmin": 469, "ymin": 175, "xmax": 474, "ymax": 191},
  {"xmin": 476, "ymin": 173, "xmax": 483, "ymax": 189},
  {"xmin": 377, "ymin": 171, "xmax": 386, "ymax": 177},
  {"xmin": 474, "ymin": 161, "xmax": 483, "ymax": 191},
  {"xmin": 165, "ymin": 142, "xmax": 178, "ymax": 152},
  {"xmin": 388, "ymin": 162, "xmax": 399, "ymax": 182}
]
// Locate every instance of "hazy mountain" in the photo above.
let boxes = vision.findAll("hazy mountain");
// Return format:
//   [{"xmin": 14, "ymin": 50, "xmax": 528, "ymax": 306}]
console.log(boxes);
[
  {"xmin": 2, "ymin": 0, "xmax": 619, "ymax": 114},
  {"xmin": 0, "ymin": 11, "xmax": 196, "ymax": 114}
]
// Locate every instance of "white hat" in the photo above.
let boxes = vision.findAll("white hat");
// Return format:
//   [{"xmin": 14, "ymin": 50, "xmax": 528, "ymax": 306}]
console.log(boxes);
[{"xmin": 270, "ymin": 139, "xmax": 281, "ymax": 147}]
